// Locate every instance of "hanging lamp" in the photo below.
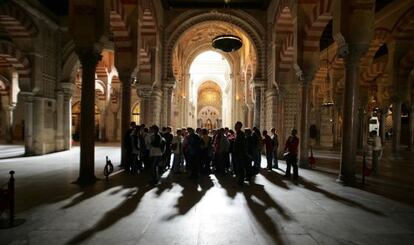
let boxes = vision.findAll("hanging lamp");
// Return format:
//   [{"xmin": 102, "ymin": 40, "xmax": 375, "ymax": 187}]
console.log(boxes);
[{"xmin": 212, "ymin": 0, "xmax": 243, "ymax": 53}]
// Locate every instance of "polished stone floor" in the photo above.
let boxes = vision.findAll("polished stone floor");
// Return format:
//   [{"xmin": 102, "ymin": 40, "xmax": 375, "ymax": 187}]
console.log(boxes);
[{"xmin": 0, "ymin": 146, "xmax": 414, "ymax": 245}]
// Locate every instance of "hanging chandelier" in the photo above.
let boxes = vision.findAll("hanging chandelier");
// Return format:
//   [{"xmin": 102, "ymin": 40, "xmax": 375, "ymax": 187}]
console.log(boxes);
[
  {"xmin": 212, "ymin": 35, "xmax": 242, "ymax": 52},
  {"xmin": 212, "ymin": 0, "xmax": 243, "ymax": 53}
]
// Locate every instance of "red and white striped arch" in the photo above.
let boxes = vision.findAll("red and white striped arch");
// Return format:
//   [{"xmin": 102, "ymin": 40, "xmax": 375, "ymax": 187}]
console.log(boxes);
[
  {"xmin": 399, "ymin": 49, "xmax": 414, "ymax": 75},
  {"xmin": 0, "ymin": 77, "xmax": 9, "ymax": 96},
  {"xmin": 392, "ymin": 7, "xmax": 414, "ymax": 41},
  {"xmin": 95, "ymin": 60, "xmax": 109, "ymax": 80},
  {"xmin": 304, "ymin": 0, "xmax": 333, "ymax": 52},
  {"xmin": 361, "ymin": 61, "xmax": 387, "ymax": 84},
  {"xmin": 139, "ymin": 0, "xmax": 157, "ymax": 74},
  {"xmin": 0, "ymin": 2, "xmax": 38, "ymax": 38},
  {"xmin": 140, "ymin": 0, "xmax": 157, "ymax": 36},
  {"xmin": 275, "ymin": 0, "xmax": 295, "ymax": 35},
  {"xmin": 0, "ymin": 41, "xmax": 30, "ymax": 79},
  {"xmin": 361, "ymin": 28, "xmax": 390, "ymax": 66},
  {"xmin": 110, "ymin": 0, "xmax": 133, "ymax": 52},
  {"xmin": 279, "ymin": 33, "xmax": 294, "ymax": 72}
]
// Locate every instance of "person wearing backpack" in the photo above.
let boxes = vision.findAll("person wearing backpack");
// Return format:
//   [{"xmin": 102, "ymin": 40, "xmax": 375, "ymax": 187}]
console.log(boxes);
[{"xmin": 148, "ymin": 125, "xmax": 166, "ymax": 185}]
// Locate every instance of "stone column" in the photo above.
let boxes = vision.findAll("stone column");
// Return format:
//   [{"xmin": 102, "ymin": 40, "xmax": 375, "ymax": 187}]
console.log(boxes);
[
  {"xmin": 23, "ymin": 94, "xmax": 34, "ymax": 155},
  {"xmin": 119, "ymin": 73, "xmax": 131, "ymax": 167},
  {"xmin": 379, "ymin": 108, "xmax": 387, "ymax": 145},
  {"xmin": 299, "ymin": 77, "xmax": 311, "ymax": 168},
  {"xmin": 339, "ymin": 45, "xmax": 366, "ymax": 185},
  {"xmin": 136, "ymin": 85, "xmax": 153, "ymax": 125},
  {"xmin": 409, "ymin": 106, "xmax": 414, "ymax": 152},
  {"xmin": 162, "ymin": 84, "xmax": 174, "ymax": 127},
  {"xmin": 392, "ymin": 100, "xmax": 402, "ymax": 156},
  {"xmin": 260, "ymin": 86, "xmax": 266, "ymax": 129},
  {"xmin": 253, "ymin": 84, "xmax": 262, "ymax": 128},
  {"xmin": 151, "ymin": 87, "xmax": 163, "ymax": 126},
  {"xmin": 55, "ymin": 91, "xmax": 65, "ymax": 151},
  {"xmin": 76, "ymin": 48, "xmax": 101, "ymax": 183},
  {"xmin": 63, "ymin": 92, "xmax": 72, "ymax": 150},
  {"xmin": 3, "ymin": 105, "xmax": 15, "ymax": 143}
]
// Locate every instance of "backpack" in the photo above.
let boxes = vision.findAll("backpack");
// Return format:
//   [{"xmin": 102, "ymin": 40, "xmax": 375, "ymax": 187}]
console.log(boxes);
[{"xmin": 152, "ymin": 134, "xmax": 166, "ymax": 153}]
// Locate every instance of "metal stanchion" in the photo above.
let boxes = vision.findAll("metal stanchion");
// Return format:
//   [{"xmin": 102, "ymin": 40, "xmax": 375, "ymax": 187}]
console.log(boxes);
[
  {"xmin": 8, "ymin": 171, "xmax": 14, "ymax": 227},
  {"xmin": 104, "ymin": 156, "xmax": 114, "ymax": 181},
  {"xmin": 362, "ymin": 152, "xmax": 366, "ymax": 186},
  {"xmin": 0, "ymin": 170, "xmax": 24, "ymax": 229}
]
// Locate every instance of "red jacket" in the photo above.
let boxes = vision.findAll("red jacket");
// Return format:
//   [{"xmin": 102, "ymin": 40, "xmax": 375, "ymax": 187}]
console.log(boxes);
[{"xmin": 284, "ymin": 136, "xmax": 299, "ymax": 155}]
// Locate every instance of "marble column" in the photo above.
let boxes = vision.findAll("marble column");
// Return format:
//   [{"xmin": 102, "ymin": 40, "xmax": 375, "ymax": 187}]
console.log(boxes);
[
  {"xmin": 119, "ymin": 73, "xmax": 131, "ymax": 167},
  {"xmin": 151, "ymin": 87, "xmax": 163, "ymax": 126},
  {"xmin": 23, "ymin": 94, "xmax": 34, "ymax": 155},
  {"xmin": 136, "ymin": 85, "xmax": 153, "ymax": 126},
  {"xmin": 2, "ymin": 105, "xmax": 15, "ymax": 143},
  {"xmin": 299, "ymin": 78, "xmax": 311, "ymax": 168},
  {"xmin": 162, "ymin": 84, "xmax": 174, "ymax": 127},
  {"xmin": 253, "ymin": 84, "xmax": 262, "ymax": 128},
  {"xmin": 409, "ymin": 106, "xmax": 414, "ymax": 152},
  {"xmin": 63, "ymin": 92, "xmax": 72, "ymax": 150},
  {"xmin": 392, "ymin": 100, "xmax": 402, "ymax": 156},
  {"xmin": 55, "ymin": 91, "xmax": 65, "ymax": 151},
  {"xmin": 76, "ymin": 48, "xmax": 101, "ymax": 183},
  {"xmin": 339, "ymin": 45, "xmax": 365, "ymax": 185}
]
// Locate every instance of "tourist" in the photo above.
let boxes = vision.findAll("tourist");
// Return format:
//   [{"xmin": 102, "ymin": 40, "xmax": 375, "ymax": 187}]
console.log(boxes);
[
  {"xmin": 200, "ymin": 128, "xmax": 212, "ymax": 174},
  {"xmin": 245, "ymin": 128, "xmax": 255, "ymax": 175},
  {"xmin": 130, "ymin": 125, "xmax": 141, "ymax": 174},
  {"xmin": 371, "ymin": 130, "xmax": 382, "ymax": 174},
  {"xmin": 271, "ymin": 128, "xmax": 279, "ymax": 169},
  {"xmin": 252, "ymin": 127, "xmax": 263, "ymax": 174},
  {"xmin": 163, "ymin": 126, "xmax": 174, "ymax": 169},
  {"xmin": 233, "ymin": 121, "xmax": 249, "ymax": 186},
  {"xmin": 187, "ymin": 127, "xmax": 202, "ymax": 179},
  {"xmin": 262, "ymin": 130, "xmax": 273, "ymax": 171},
  {"xmin": 171, "ymin": 128, "xmax": 184, "ymax": 173},
  {"xmin": 148, "ymin": 125, "xmax": 165, "ymax": 185},
  {"xmin": 284, "ymin": 129, "xmax": 299, "ymax": 180},
  {"xmin": 123, "ymin": 121, "xmax": 136, "ymax": 173},
  {"xmin": 213, "ymin": 128, "xmax": 230, "ymax": 174},
  {"xmin": 227, "ymin": 129, "xmax": 235, "ymax": 174}
]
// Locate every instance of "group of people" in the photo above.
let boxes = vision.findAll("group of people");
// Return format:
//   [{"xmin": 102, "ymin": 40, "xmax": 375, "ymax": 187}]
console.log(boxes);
[{"xmin": 124, "ymin": 121, "xmax": 300, "ymax": 186}]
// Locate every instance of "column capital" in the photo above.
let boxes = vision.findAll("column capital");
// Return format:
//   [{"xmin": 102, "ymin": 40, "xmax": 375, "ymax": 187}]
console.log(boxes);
[
  {"xmin": 252, "ymin": 83, "xmax": 265, "ymax": 89},
  {"xmin": 136, "ymin": 84, "xmax": 153, "ymax": 98},
  {"xmin": 339, "ymin": 43, "xmax": 370, "ymax": 64},
  {"xmin": 162, "ymin": 83, "xmax": 176, "ymax": 91},
  {"xmin": 2, "ymin": 104, "xmax": 16, "ymax": 112},
  {"xmin": 75, "ymin": 47, "xmax": 101, "ymax": 67},
  {"xmin": 60, "ymin": 82, "xmax": 76, "ymax": 96}
]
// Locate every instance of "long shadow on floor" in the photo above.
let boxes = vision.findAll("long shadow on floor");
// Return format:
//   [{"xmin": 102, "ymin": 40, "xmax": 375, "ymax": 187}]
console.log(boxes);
[
  {"xmin": 295, "ymin": 177, "xmax": 385, "ymax": 216},
  {"xmin": 66, "ymin": 176, "xmax": 154, "ymax": 244},
  {"xmin": 215, "ymin": 173, "xmax": 238, "ymax": 199},
  {"xmin": 163, "ymin": 174, "xmax": 214, "ymax": 220},
  {"xmin": 243, "ymin": 182, "xmax": 292, "ymax": 245},
  {"xmin": 259, "ymin": 170, "xmax": 290, "ymax": 190}
]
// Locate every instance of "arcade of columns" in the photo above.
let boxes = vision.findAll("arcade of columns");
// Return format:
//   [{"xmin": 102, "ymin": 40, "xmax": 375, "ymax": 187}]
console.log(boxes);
[{"xmin": 0, "ymin": 0, "xmax": 414, "ymax": 184}]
